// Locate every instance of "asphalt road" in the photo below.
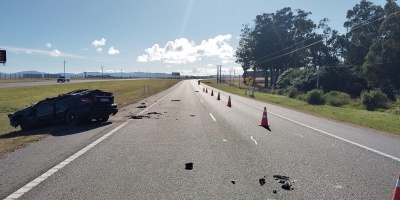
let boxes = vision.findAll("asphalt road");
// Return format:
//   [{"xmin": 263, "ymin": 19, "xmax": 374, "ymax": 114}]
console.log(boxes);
[{"xmin": 1, "ymin": 80, "xmax": 399, "ymax": 199}]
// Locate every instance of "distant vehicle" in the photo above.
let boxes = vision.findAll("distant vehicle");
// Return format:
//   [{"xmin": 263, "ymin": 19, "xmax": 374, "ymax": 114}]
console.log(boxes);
[
  {"xmin": 57, "ymin": 76, "xmax": 70, "ymax": 82},
  {"xmin": 8, "ymin": 89, "xmax": 118, "ymax": 130}
]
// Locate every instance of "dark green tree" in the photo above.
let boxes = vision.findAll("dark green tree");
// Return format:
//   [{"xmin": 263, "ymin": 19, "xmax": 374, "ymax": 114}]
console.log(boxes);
[
  {"xmin": 363, "ymin": 0, "xmax": 400, "ymax": 99},
  {"xmin": 343, "ymin": 0, "xmax": 384, "ymax": 69}
]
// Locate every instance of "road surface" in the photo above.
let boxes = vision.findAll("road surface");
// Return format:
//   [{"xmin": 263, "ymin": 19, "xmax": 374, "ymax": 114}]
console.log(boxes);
[{"xmin": 1, "ymin": 80, "xmax": 399, "ymax": 199}]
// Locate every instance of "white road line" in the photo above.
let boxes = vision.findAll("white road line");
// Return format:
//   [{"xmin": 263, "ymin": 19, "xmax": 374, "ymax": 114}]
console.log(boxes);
[
  {"xmin": 209, "ymin": 113, "xmax": 217, "ymax": 121},
  {"xmin": 233, "ymin": 98, "xmax": 400, "ymax": 162},
  {"xmin": 269, "ymin": 111, "xmax": 400, "ymax": 162},
  {"xmin": 251, "ymin": 136, "xmax": 258, "ymax": 145},
  {"xmin": 200, "ymin": 99, "xmax": 203, "ymax": 103},
  {"xmin": 5, "ymin": 85, "xmax": 179, "ymax": 200},
  {"xmin": 293, "ymin": 133, "xmax": 304, "ymax": 138}
]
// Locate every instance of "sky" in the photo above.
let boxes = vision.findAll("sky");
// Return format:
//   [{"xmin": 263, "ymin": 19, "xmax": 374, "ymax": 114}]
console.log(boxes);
[{"xmin": 0, "ymin": 0, "xmax": 390, "ymax": 76}]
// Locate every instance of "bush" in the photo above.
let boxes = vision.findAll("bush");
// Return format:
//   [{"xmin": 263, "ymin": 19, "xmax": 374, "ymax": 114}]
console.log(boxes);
[
  {"xmin": 361, "ymin": 89, "xmax": 389, "ymax": 110},
  {"xmin": 306, "ymin": 89, "xmax": 325, "ymax": 105},
  {"xmin": 324, "ymin": 91, "xmax": 351, "ymax": 107},
  {"xmin": 287, "ymin": 87, "xmax": 298, "ymax": 98}
]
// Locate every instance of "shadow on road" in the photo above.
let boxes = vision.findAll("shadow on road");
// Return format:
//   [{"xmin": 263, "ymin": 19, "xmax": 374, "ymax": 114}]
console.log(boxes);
[{"xmin": 0, "ymin": 121, "xmax": 112, "ymax": 139}]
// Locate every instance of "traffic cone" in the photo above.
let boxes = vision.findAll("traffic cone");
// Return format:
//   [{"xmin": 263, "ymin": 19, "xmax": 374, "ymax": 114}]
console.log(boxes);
[
  {"xmin": 393, "ymin": 172, "xmax": 400, "ymax": 200},
  {"xmin": 227, "ymin": 96, "xmax": 231, "ymax": 107},
  {"xmin": 259, "ymin": 107, "xmax": 270, "ymax": 130},
  {"xmin": 206, "ymin": 88, "xmax": 208, "ymax": 93},
  {"xmin": 217, "ymin": 92, "xmax": 220, "ymax": 100},
  {"xmin": 211, "ymin": 90, "xmax": 214, "ymax": 96}
]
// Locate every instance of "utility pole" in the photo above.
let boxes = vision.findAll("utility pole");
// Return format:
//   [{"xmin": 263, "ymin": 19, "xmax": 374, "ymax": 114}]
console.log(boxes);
[
  {"xmin": 316, "ymin": 66, "xmax": 320, "ymax": 89},
  {"xmin": 63, "ymin": 60, "xmax": 66, "ymax": 77},
  {"xmin": 217, "ymin": 65, "xmax": 222, "ymax": 84},
  {"xmin": 101, "ymin": 66, "xmax": 103, "ymax": 79},
  {"xmin": 216, "ymin": 65, "xmax": 219, "ymax": 84}
]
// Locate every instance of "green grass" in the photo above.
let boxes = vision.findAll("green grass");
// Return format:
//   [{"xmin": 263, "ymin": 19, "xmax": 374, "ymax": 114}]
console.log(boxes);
[
  {"xmin": 205, "ymin": 80, "xmax": 400, "ymax": 136},
  {"xmin": 0, "ymin": 79, "xmax": 180, "ymax": 135},
  {"xmin": 0, "ymin": 79, "xmax": 180, "ymax": 158}
]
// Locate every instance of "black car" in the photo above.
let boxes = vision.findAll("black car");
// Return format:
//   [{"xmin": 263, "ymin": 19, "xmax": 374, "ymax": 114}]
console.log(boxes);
[{"xmin": 8, "ymin": 89, "xmax": 118, "ymax": 130}]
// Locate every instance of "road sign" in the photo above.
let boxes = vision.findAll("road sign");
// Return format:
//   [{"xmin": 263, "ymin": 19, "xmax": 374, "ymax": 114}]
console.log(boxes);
[{"xmin": 246, "ymin": 76, "xmax": 254, "ymax": 84}]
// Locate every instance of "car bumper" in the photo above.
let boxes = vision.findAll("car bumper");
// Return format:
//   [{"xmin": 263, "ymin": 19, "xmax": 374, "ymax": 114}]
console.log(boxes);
[{"xmin": 75, "ymin": 104, "xmax": 118, "ymax": 119}]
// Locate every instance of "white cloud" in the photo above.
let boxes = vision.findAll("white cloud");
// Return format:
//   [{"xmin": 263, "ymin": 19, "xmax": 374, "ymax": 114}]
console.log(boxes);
[
  {"xmin": 92, "ymin": 38, "xmax": 106, "ymax": 47},
  {"xmin": 137, "ymin": 34, "xmax": 234, "ymax": 64},
  {"xmin": 46, "ymin": 43, "xmax": 52, "ymax": 48},
  {"xmin": 96, "ymin": 47, "xmax": 103, "ymax": 53},
  {"xmin": 108, "ymin": 46, "xmax": 120, "ymax": 55},
  {"xmin": 51, "ymin": 49, "xmax": 61, "ymax": 57}
]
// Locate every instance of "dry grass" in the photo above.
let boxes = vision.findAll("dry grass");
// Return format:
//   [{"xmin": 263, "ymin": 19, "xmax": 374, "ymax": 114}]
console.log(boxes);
[{"xmin": 0, "ymin": 79, "xmax": 180, "ymax": 158}]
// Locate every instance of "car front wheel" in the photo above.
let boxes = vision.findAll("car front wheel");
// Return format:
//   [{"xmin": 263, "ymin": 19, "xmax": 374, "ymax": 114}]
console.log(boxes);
[
  {"xmin": 65, "ymin": 110, "xmax": 80, "ymax": 126},
  {"xmin": 19, "ymin": 116, "xmax": 30, "ymax": 131},
  {"xmin": 96, "ymin": 116, "xmax": 109, "ymax": 122}
]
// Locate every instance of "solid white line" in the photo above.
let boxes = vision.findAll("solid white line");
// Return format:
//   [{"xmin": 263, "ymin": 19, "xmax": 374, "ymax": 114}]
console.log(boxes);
[
  {"xmin": 4, "ymin": 84, "xmax": 179, "ymax": 200},
  {"xmin": 251, "ymin": 136, "xmax": 258, "ymax": 145},
  {"xmin": 209, "ymin": 113, "xmax": 217, "ymax": 121},
  {"xmin": 233, "ymin": 98, "xmax": 400, "ymax": 162},
  {"xmin": 269, "ymin": 111, "xmax": 400, "ymax": 162}
]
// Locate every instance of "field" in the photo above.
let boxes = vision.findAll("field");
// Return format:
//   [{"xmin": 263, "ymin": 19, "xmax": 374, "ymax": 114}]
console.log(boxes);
[{"xmin": 0, "ymin": 79, "xmax": 180, "ymax": 158}]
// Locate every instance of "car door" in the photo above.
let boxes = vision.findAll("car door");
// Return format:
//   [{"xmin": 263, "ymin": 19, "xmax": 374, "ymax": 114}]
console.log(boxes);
[{"xmin": 34, "ymin": 98, "xmax": 56, "ymax": 123}]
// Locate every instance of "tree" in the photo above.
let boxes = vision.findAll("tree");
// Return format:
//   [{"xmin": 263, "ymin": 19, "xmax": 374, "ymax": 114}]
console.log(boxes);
[
  {"xmin": 343, "ymin": 0, "xmax": 384, "ymax": 69},
  {"xmin": 363, "ymin": 0, "xmax": 400, "ymax": 99}
]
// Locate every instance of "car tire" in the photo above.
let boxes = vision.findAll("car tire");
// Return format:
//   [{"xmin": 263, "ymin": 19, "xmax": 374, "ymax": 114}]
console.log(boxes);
[
  {"xmin": 65, "ymin": 110, "xmax": 80, "ymax": 126},
  {"xmin": 19, "ymin": 116, "xmax": 30, "ymax": 131},
  {"xmin": 97, "ymin": 116, "xmax": 109, "ymax": 122}
]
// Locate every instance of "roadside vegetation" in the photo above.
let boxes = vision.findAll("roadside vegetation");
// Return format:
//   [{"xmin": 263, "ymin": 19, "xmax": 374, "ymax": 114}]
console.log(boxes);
[
  {"xmin": 0, "ymin": 79, "xmax": 179, "ymax": 158},
  {"xmin": 207, "ymin": 78, "xmax": 400, "ymax": 136},
  {"xmin": 228, "ymin": 0, "xmax": 400, "ymax": 136}
]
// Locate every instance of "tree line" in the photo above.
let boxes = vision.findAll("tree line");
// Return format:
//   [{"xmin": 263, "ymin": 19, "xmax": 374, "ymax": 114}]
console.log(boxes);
[{"xmin": 235, "ymin": 0, "xmax": 400, "ymax": 100}]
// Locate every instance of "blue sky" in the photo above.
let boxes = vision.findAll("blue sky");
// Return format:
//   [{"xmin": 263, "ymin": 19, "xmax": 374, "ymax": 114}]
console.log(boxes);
[{"xmin": 0, "ymin": 0, "xmax": 390, "ymax": 76}]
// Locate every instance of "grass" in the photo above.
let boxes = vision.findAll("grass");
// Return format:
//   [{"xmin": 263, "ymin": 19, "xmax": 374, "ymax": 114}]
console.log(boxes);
[
  {"xmin": 0, "ymin": 79, "xmax": 180, "ymax": 158},
  {"xmin": 205, "ymin": 79, "xmax": 400, "ymax": 136}
]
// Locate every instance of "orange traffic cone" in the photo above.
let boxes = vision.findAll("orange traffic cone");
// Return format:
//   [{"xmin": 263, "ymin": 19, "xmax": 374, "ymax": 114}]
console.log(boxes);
[
  {"xmin": 217, "ymin": 92, "xmax": 220, "ymax": 100},
  {"xmin": 393, "ymin": 172, "xmax": 400, "ymax": 200},
  {"xmin": 259, "ymin": 107, "xmax": 270, "ymax": 130},
  {"xmin": 206, "ymin": 88, "xmax": 208, "ymax": 93},
  {"xmin": 211, "ymin": 90, "xmax": 214, "ymax": 96},
  {"xmin": 227, "ymin": 96, "xmax": 231, "ymax": 107}
]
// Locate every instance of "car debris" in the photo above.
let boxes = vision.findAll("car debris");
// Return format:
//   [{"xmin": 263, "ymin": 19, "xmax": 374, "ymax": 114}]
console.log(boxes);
[
  {"xmin": 273, "ymin": 175, "xmax": 294, "ymax": 190},
  {"xmin": 8, "ymin": 89, "xmax": 118, "ymax": 130}
]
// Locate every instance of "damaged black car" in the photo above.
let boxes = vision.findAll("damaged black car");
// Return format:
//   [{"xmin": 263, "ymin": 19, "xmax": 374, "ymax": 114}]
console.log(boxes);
[{"xmin": 8, "ymin": 89, "xmax": 118, "ymax": 130}]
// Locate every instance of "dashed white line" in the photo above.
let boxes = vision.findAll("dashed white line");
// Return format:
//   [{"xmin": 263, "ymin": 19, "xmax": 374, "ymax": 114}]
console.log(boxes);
[
  {"xmin": 200, "ymin": 99, "xmax": 203, "ymax": 103},
  {"xmin": 209, "ymin": 113, "xmax": 217, "ymax": 121},
  {"xmin": 4, "ymin": 85, "xmax": 179, "ymax": 200},
  {"xmin": 251, "ymin": 136, "xmax": 258, "ymax": 145},
  {"xmin": 293, "ymin": 133, "xmax": 304, "ymax": 138}
]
